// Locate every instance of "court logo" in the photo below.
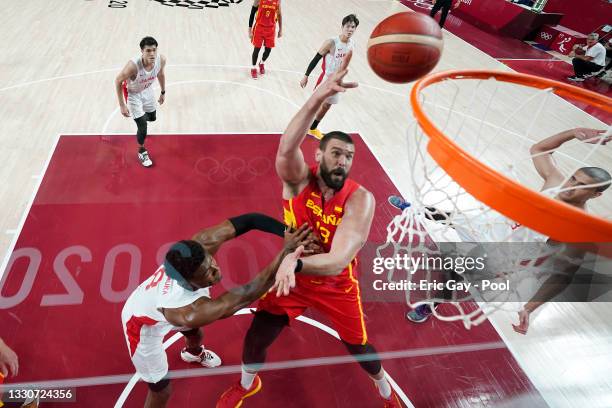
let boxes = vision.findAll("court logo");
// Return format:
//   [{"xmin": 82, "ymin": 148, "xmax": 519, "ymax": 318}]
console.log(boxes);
[
  {"xmin": 398, "ymin": 0, "xmax": 433, "ymax": 10},
  {"xmin": 555, "ymin": 34, "xmax": 572, "ymax": 53},
  {"xmin": 150, "ymin": 0, "xmax": 243, "ymax": 8},
  {"xmin": 108, "ymin": 0, "xmax": 244, "ymax": 9}
]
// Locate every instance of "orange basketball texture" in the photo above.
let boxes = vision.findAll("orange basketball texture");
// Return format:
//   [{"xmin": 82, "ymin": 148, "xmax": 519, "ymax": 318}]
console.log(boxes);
[{"xmin": 367, "ymin": 12, "xmax": 443, "ymax": 83}]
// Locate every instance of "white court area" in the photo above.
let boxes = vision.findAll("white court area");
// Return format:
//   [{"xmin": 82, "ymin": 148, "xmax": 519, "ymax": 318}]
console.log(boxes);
[{"xmin": 0, "ymin": 0, "xmax": 611, "ymax": 406}]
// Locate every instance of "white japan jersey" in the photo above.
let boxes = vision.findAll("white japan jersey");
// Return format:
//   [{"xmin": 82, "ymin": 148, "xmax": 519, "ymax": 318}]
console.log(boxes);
[
  {"xmin": 322, "ymin": 36, "xmax": 354, "ymax": 77},
  {"xmin": 122, "ymin": 265, "xmax": 211, "ymax": 340},
  {"xmin": 126, "ymin": 54, "xmax": 161, "ymax": 94}
]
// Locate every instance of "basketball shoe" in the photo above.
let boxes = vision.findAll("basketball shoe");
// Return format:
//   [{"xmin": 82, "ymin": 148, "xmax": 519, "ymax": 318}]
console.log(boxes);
[
  {"xmin": 251, "ymin": 68, "xmax": 258, "ymax": 80},
  {"xmin": 180, "ymin": 346, "xmax": 222, "ymax": 368},
  {"xmin": 138, "ymin": 149, "xmax": 153, "ymax": 167},
  {"xmin": 216, "ymin": 375, "xmax": 262, "ymax": 408},
  {"xmin": 382, "ymin": 389, "xmax": 403, "ymax": 407},
  {"xmin": 259, "ymin": 63, "xmax": 265, "ymax": 75},
  {"xmin": 388, "ymin": 195, "xmax": 411, "ymax": 211},
  {"xmin": 406, "ymin": 303, "xmax": 437, "ymax": 323}
]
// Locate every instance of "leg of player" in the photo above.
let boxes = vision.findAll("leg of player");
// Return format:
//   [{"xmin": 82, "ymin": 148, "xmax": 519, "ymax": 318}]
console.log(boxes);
[
  {"xmin": 308, "ymin": 102, "xmax": 332, "ymax": 140},
  {"xmin": 259, "ymin": 47, "xmax": 272, "ymax": 75},
  {"xmin": 438, "ymin": 0, "xmax": 451, "ymax": 28},
  {"xmin": 135, "ymin": 115, "xmax": 153, "ymax": 167},
  {"xmin": 251, "ymin": 47, "xmax": 261, "ymax": 79},
  {"xmin": 342, "ymin": 341, "xmax": 402, "ymax": 407},
  {"xmin": 144, "ymin": 379, "xmax": 171, "ymax": 408},
  {"xmin": 216, "ymin": 311, "xmax": 288, "ymax": 407},
  {"xmin": 179, "ymin": 328, "xmax": 222, "ymax": 368}
]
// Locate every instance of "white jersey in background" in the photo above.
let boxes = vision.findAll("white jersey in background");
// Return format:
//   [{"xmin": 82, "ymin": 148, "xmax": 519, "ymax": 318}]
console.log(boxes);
[
  {"xmin": 122, "ymin": 54, "xmax": 161, "ymax": 118},
  {"xmin": 126, "ymin": 54, "xmax": 161, "ymax": 94},
  {"xmin": 121, "ymin": 265, "xmax": 210, "ymax": 382},
  {"xmin": 315, "ymin": 36, "xmax": 354, "ymax": 104}
]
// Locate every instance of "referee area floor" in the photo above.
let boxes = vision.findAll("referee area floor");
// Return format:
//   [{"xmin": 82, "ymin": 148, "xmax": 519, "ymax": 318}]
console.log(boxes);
[{"xmin": 0, "ymin": 133, "xmax": 544, "ymax": 407}]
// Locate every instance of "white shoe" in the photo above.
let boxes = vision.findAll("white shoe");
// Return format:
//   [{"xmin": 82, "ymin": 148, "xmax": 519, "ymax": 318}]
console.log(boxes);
[
  {"xmin": 180, "ymin": 346, "xmax": 222, "ymax": 368},
  {"xmin": 138, "ymin": 149, "xmax": 153, "ymax": 167}
]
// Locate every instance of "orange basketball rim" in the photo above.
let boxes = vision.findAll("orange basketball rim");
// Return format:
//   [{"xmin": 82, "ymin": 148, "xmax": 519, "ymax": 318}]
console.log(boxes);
[{"xmin": 411, "ymin": 70, "xmax": 612, "ymax": 243}]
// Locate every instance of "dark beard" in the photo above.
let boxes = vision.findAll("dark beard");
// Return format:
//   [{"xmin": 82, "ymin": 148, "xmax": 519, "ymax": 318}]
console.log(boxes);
[{"xmin": 320, "ymin": 161, "xmax": 347, "ymax": 191}]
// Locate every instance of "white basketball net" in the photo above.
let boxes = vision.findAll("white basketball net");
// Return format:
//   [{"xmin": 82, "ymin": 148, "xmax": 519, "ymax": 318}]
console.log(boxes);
[{"xmin": 376, "ymin": 74, "xmax": 611, "ymax": 329}]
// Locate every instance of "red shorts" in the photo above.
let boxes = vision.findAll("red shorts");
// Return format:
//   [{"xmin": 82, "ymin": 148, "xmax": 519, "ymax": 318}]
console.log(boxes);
[
  {"xmin": 257, "ymin": 269, "xmax": 368, "ymax": 345},
  {"xmin": 252, "ymin": 26, "xmax": 276, "ymax": 48}
]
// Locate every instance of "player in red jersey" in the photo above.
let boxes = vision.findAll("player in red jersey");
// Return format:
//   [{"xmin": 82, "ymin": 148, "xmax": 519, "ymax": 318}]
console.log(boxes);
[
  {"xmin": 248, "ymin": 0, "xmax": 282, "ymax": 79},
  {"xmin": 216, "ymin": 52, "xmax": 404, "ymax": 408}
]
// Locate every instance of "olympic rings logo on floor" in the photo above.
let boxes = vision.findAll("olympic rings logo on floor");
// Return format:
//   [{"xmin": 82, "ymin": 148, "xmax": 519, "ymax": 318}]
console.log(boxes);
[
  {"xmin": 195, "ymin": 156, "xmax": 272, "ymax": 184},
  {"xmin": 540, "ymin": 32, "xmax": 553, "ymax": 41}
]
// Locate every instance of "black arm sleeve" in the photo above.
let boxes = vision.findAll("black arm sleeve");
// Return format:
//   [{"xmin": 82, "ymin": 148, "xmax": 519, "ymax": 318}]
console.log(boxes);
[
  {"xmin": 229, "ymin": 213, "xmax": 285, "ymax": 237},
  {"xmin": 249, "ymin": 6, "xmax": 258, "ymax": 28},
  {"xmin": 305, "ymin": 53, "xmax": 324, "ymax": 76}
]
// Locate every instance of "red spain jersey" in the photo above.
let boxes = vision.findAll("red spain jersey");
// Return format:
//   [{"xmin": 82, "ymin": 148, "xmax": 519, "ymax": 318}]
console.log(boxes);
[
  {"xmin": 254, "ymin": 0, "xmax": 279, "ymax": 29},
  {"xmin": 283, "ymin": 166, "xmax": 361, "ymax": 280}
]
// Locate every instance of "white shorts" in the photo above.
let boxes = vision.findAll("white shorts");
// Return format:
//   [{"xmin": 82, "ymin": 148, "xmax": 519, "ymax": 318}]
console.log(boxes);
[
  {"xmin": 127, "ymin": 88, "xmax": 156, "ymax": 119},
  {"xmin": 125, "ymin": 332, "xmax": 168, "ymax": 384},
  {"xmin": 121, "ymin": 309, "xmax": 169, "ymax": 384}
]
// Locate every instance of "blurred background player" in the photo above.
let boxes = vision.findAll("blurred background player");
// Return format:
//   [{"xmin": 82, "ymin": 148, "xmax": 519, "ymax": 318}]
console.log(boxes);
[
  {"xmin": 121, "ymin": 214, "xmax": 309, "ymax": 408},
  {"xmin": 249, "ymin": 0, "xmax": 282, "ymax": 80},
  {"xmin": 300, "ymin": 14, "xmax": 358, "ymax": 140},
  {"xmin": 115, "ymin": 36, "xmax": 166, "ymax": 167},
  {"xmin": 429, "ymin": 0, "xmax": 461, "ymax": 29}
]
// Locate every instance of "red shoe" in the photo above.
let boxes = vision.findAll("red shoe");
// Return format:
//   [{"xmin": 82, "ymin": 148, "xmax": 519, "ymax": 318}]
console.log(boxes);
[
  {"xmin": 250, "ymin": 68, "xmax": 258, "ymax": 80},
  {"xmin": 259, "ymin": 63, "xmax": 265, "ymax": 75},
  {"xmin": 382, "ymin": 389, "xmax": 403, "ymax": 407},
  {"xmin": 216, "ymin": 375, "xmax": 262, "ymax": 408}
]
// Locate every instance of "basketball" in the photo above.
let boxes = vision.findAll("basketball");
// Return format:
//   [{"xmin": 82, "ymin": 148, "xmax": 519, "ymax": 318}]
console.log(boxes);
[{"xmin": 367, "ymin": 12, "xmax": 443, "ymax": 83}]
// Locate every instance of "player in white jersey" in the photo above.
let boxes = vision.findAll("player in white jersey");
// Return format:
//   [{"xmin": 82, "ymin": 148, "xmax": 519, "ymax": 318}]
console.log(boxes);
[
  {"xmin": 299, "ymin": 14, "xmax": 358, "ymax": 140},
  {"xmin": 121, "ymin": 213, "xmax": 313, "ymax": 407},
  {"xmin": 115, "ymin": 36, "xmax": 166, "ymax": 167},
  {"xmin": 388, "ymin": 127, "xmax": 612, "ymax": 324}
]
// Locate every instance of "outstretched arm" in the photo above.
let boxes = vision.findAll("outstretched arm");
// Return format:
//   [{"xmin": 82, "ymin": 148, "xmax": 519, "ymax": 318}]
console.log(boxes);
[
  {"xmin": 513, "ymin": 244, "xmax": 585, "ymax": 335},
  {"xmin": 163, "ymin": 227, "xmax": 310, "ymax": 327},
  {"xmin": 192, "ymin": 213, "xmax": 286, "ymax": 255},
  {"xmin": 529, "ymin": 128, "xmax": 608, "ymax": 188},
  {"xmin": 277, "ymin": 50, "xmax": 357, "ymax": 186}
]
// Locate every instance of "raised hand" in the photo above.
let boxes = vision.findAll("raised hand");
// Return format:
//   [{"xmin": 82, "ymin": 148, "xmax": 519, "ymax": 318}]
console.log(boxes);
[
  {"xmin": 272, "ymin": 245, "xmax": 304, "ymax": 297},
  {"xmin": 313, "ymin": 50, "xmax": 358, "ymax": 101},
  {"xmin": 574, "ymin": 128, "xmax": 610, "ymax": 145}
]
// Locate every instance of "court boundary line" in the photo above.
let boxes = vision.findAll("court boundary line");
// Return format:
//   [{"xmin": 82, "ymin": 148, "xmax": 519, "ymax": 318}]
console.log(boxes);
[{"xmin": 0, "ymin": 133, "xmax": 61, "ymax": 283}]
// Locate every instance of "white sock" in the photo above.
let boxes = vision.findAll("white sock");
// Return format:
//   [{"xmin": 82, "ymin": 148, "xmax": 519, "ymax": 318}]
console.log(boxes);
[
  {"xmin": 373, "ymin": 372, "xmax": 392, "ymax": 399},
  {"xmin": 240, "ymin": 365, "xmax": 257, "ymax": 390}
]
